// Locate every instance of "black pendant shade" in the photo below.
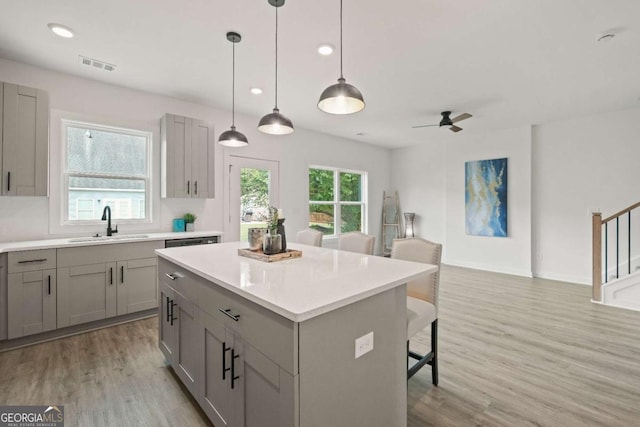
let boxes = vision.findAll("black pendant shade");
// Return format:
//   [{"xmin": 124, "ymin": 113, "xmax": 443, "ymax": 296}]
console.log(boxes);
[{"xmin": 219, "ymin": 31, "xmax": 248, "ymax": 147}]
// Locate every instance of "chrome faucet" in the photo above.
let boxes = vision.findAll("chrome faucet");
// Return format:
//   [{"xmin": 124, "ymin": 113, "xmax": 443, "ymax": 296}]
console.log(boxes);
[{"xmin": 101, "ymin": 206, "xmax": 118, "ymax": 236}]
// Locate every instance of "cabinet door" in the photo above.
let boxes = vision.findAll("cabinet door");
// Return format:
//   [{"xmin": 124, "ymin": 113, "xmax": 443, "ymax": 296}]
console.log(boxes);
[
  {"xmin": 174, "ymin": 290, "xmax": 200, "ymax": 396},
  {"xmin": 159, "ymin": 281, "xmax": 176, "ymax": 364},
  {"xmin": 116, "ymin": 257, "xmax": 157, "ymax": 316},
  {"xmin": 232, "ymin": 339, "xmax": 296, "ymax": 427},
  {"xmin": 57, "ymin": 262, "xmax": 116, "ymax": 328},
  {"xmin": 7, "ymin": 269, "xmax": 56, "ymax": 339},
  {"xmin": 2, "ymin": 83, "xmax": 49, "ymax": 196},
  {"xmin": 161, "ymin": 114, "xmax": 191, "ymax": 198},
  {"xmin": 200, "ymin": 311, "xmax": 232, "ymax": 427},
  {"xmin": 191, "ymin": 119, "xmax": 212, "ymax": 199}
]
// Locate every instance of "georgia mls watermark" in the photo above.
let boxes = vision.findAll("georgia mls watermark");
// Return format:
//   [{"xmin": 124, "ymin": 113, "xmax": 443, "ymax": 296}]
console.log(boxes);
[{"xmin": 0, "ymin": 405, "xmax": 64, "ymax": 427}]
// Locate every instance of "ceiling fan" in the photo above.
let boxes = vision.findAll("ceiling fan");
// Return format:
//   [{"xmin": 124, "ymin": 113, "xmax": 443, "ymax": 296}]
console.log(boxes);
[{"xmin": 412, "ymin": 111, "xmax": 473, "ymax": 133}]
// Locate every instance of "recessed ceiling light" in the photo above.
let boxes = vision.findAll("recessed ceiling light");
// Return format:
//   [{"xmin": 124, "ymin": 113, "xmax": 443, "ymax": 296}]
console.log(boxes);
[
  {"xmin": 250, "ymin": 87, "xmax": 263, "ymax": 95},
  {"xmin": 48, "ymin": 23, "xmax": 74, "ymax": 38},
  {"xmin": 317, "ymin": 44, "xmax": 334, "ymax": 56}
]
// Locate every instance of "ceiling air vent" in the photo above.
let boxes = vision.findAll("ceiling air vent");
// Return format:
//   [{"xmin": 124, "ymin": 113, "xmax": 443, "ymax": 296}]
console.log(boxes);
[{"xmin": 78, "ymin": 55, "xmax": 116, "ymax": 72}]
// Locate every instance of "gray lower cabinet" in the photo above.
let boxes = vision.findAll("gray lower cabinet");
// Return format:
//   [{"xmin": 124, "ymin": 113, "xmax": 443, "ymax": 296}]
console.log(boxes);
[
  {"xmin": 159, "ymin": 258, "xmax": 296, "ymax": 427},
  {"xmin": 200, "ymin": 318, "xmax": 295, "ymax": 427},
  {"xmin": 158, "ymin": 278, "xmax": 200, "ymax": 397},
  {"xmin": 58, "ymin": 241, "xmax": 162, "ymax": 328},
  {"xmin": 6, "ymin": 249, "xmax": 57, "ymax": 339}
]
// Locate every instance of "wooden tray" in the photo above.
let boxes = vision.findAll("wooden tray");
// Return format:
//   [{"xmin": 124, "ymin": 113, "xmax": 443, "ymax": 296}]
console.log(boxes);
[{"xmin": 237, "ymin": 248, "xmax": 302, "ymax": 263}]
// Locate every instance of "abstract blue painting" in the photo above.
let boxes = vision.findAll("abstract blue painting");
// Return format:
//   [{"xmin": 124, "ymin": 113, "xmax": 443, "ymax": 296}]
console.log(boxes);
[{"xmin": 465, "ymin": 158, "xmax": 508, "ymax": 237}]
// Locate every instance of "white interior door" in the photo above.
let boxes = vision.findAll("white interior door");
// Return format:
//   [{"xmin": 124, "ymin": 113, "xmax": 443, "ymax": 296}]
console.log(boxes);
[{"xmin": 226, "ymin": 156, "xmax": 280, "ymax": 242}]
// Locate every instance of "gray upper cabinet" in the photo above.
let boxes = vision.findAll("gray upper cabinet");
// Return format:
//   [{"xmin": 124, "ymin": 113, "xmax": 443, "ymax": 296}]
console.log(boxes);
[
  {"xmin": 161, "ymin": 113, "xmax": 214, "ymax": 199},
  {"xmin": 1, "ymin": 82, "xmax": 49, "ymax": 196}
]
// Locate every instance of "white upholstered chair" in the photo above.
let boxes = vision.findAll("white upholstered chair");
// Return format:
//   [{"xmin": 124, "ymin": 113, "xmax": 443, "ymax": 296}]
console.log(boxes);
[
  {"xmin": 296, "ymin": 228, "xmax": 323, "ymax": 247},
  {"xmin": 338, "ymin": 232, "xmax": 375, "ymax": 255},
  {"xmin": 391, "ymin": 237, "xmax": 442, "ymax": 385}
]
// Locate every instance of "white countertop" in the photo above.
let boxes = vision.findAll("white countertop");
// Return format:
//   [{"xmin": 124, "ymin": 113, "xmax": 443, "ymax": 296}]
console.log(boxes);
[
  {"xmin": 0, "ymin": 230, "xmax": 224, "ymax": 253},
  {"xmin": 156, "ymin": 241, "xmax": 436, "ymax": 322}
]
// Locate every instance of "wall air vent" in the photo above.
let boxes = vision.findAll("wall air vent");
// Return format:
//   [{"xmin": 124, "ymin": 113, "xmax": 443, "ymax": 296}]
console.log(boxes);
[{"xmin": 78, "ymin": 55, "xmax": 116, "ymax": 72}]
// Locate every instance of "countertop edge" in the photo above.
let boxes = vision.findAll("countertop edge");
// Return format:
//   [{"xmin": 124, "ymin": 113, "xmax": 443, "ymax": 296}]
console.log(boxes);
[
  {"xmin": 0, "ymin": 230, "xmax": 224, "ymax": 253},
  {"xmin": 156, "ymin": 249, "xmax": 436, "ymax": 323}
]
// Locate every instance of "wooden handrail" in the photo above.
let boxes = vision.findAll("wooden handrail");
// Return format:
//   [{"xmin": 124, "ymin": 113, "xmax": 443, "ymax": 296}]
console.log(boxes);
[
  {"xmin": 601, "ymin": 201, "xmax": 640, "ymax": 223},
  {"xmin": 592, "ymin": 201, "xmax": 640, "ymax": 302}
]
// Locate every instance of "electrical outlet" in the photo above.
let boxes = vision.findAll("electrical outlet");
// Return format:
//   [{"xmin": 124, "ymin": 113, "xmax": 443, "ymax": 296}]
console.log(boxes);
[{"xmin": 355, "ymin": 332, "xmax": 374, "ymax": 359}]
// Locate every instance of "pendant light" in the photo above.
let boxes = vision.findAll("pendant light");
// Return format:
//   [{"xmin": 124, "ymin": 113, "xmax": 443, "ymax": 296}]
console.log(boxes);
[
  {"xmin": 219, "ymin": 32, "xmax": 249, "ymax": 147},
  {"xmin": 317, "ymin": 0, "xmax": 365, "ymax": 115},
  {"xmin": 258, "ymin": 0, "xmax": 294, "ymax": 135}
]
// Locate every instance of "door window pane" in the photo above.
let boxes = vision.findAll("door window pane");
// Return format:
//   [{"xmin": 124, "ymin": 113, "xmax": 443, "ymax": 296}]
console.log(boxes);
[{"xmin": 240, "ymin": 167, "xmax": 270, "ymax": 242}]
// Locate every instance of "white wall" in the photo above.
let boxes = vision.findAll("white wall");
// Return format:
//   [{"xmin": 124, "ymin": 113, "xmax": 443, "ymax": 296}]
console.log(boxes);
[
  {"xmin": 532, "ymin": 107, "xmax": 640, "ymax": 284},
  {"xmin": 391, "ymin": 126, "xmax": 532, "ymax": 276},
  {"xmin": 445, "ymin": 126, "xmax": 532, "ymax": 277},
  {"xmin": 0, "ymin": 58, "xmax": 390, "ymax": 248}
]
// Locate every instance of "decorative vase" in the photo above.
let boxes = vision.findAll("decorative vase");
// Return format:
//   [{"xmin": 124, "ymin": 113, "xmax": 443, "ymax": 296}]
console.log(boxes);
[
  {"xmin": 248, "ymin": 228, "xmax": 267, "ymax": 251},
  {"xmin": 277, "ymin": 218, "xmax": 287, "ymax": 252},
  {"xmin": 186, "ymin": 222, "xmax": 195, "ymax": 232},
  {"xmin": 263, "ymin": 231, "xmax": 282, "ymax": 255}
]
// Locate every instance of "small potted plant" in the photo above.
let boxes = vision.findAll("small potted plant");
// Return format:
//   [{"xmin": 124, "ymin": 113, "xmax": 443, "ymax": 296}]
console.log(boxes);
[
  {"xmin": 183, "ymin": 213, "xmax": 197, "ymax": 232},
  {"xmin": 262, "ymin": 206, "xmax": 282, "ymax": 254}
]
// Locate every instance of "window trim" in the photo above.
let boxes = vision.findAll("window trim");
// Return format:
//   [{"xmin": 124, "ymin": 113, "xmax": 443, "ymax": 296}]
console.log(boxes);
[
  {"xmin": 61, "ymin": 119, "xmax": 152, "ymax": 226},
  {"xmin": 308, "ymin": 165, "xmax": 368, "ymax": 238}
]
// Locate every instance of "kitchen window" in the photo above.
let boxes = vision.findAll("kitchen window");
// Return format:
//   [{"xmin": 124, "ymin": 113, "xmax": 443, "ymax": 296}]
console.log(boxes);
[
  {"xmin": 308, "ymin": 166, "xmax": 367, "ymax": 237},
  {"xmin": 62, "ymin": 120, "xmax": 151, "ymax": 223}
]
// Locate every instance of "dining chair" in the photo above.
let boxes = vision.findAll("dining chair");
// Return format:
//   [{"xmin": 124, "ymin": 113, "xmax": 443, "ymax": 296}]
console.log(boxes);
[
  {"xmin": 391, "ymin": 237, "xmax": 442, "ymax": 385},
  {"xmin": 296, "ymin": 228, "xmax": 323, "ymax": 247},
  {"xmin": 338, "ymin": 231, "xmax": 375, "ymax": 255}
]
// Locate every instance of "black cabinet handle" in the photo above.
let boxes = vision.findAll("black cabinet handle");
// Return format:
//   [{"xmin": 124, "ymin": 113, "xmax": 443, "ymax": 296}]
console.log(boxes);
[
  {"xmin": 7, "ymin": 171, "xmax": 10, "ymax": 192},
  {"xmin": 194, "ymin": 181, "xmax": 198, "ymax": 195},
  {"xmin": 48, "ymin": 275, "xmax": 51, "ymax": 295},
  {"xmin": 18, "ymin": 258, "xmax": 47, "ymax": 264},
  {"xmin": 222, "ymin": 342, "xmax": 231, "ymax": 380},
  {"xmin": 121, "ymin": 266, "xmax": 124, "ymax": 284},
  {"xmin": 218, "ymin": 308, "xmax": 240, "ymax": 322},
  {"xmin": 187, "ymin": 180, "xmax": 190, "ymax": 195},
  {"xmin": 170, "ymin": 300, "xmax": 177, "ymax": 325},
  {"xmin": 231, "ymin": 348, "xmax": 240, "ymax": 389},
  {"xmin": 165, "ymin": 296, "xmax": 171, "ymax": 322},
  {"xmin": 109, "ymin": 267, "xmax": 113, "ymax": 285}
]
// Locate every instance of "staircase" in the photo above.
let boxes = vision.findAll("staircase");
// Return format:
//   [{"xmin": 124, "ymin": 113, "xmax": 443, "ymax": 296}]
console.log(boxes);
[{"xmin": 592, "ymin": 201, "xmax": 640, "ymax": 311}]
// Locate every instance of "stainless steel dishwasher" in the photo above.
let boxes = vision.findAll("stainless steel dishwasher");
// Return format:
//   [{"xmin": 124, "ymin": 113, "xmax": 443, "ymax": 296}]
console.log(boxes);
[{"xmin": 165, "ymin": 236, "xmax": 220, "ymax": 248}]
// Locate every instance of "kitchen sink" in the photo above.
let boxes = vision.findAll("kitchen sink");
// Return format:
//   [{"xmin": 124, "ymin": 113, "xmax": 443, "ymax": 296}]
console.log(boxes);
[{"xmin": 68, "ymin": 234, "xmax": 150, "ymax": 243}]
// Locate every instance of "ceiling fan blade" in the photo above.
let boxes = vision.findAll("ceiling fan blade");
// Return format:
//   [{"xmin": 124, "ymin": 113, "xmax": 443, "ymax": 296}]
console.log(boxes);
[
  {"xmin": 451, "ymin": 113, "xmax": 472, "ymax": 124},
  {"xmin": 411, "ymin": 124, "xmax": 439, "ymax": 128},
  {"xmin": 449, "ymin": 125, "xmax": 463, "ymax": 133}
]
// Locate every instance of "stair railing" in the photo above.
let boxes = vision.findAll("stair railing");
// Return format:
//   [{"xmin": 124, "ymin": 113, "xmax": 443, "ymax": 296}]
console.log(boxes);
[{"xmin": 592, "ymin": 201, "xmax": 640, "ymax": 302}]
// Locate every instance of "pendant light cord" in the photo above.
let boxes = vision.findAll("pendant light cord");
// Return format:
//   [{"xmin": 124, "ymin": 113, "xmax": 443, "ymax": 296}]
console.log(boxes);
[
  {"xmin": 339, "ymin": 0, "xmax": 343, "ymax": 79},
  {"xmin": 232, "ymin": 40, "xmax": 236, "ymax": 127},
  {"xmin": 275, "ymin": 5, "xmax": 279, "ymax": 109}
]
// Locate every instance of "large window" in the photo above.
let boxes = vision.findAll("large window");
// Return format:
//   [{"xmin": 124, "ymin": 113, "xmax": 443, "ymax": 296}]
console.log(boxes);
[
  {"xmin": 63, "ymin": 120, "xmax": 151, "ymax": 223},
  {"xmin": 308, "ymin": 166, "xmax": 367, "ymax": 237}
]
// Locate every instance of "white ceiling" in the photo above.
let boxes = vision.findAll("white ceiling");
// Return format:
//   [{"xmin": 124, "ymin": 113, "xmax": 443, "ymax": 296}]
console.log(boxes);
[{"xmin": 1, "ymin": 0, "xmax": 639, "ymax": 148}]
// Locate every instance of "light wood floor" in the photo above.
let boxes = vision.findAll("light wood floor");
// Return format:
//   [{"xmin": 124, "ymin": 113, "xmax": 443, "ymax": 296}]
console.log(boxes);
[{"xmin": 1, "ymin": 265, "xmax": 640, "ymax": 426}]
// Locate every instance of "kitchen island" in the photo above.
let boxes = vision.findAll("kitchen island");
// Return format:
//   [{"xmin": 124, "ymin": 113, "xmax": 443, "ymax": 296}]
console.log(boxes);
[{"xmin": 156, "ymin": 241, "xmax": 436, "ymax": 427}]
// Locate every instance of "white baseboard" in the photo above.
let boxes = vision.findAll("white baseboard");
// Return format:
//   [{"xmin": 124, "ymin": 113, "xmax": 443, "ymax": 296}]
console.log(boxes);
[
  {"xmin": 443, "ymin": 258, "xmax": 533, "ymax": 278},
  {"xmin": 532, "ymin": 271, "xmax": 591, "ymax": 286}
]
